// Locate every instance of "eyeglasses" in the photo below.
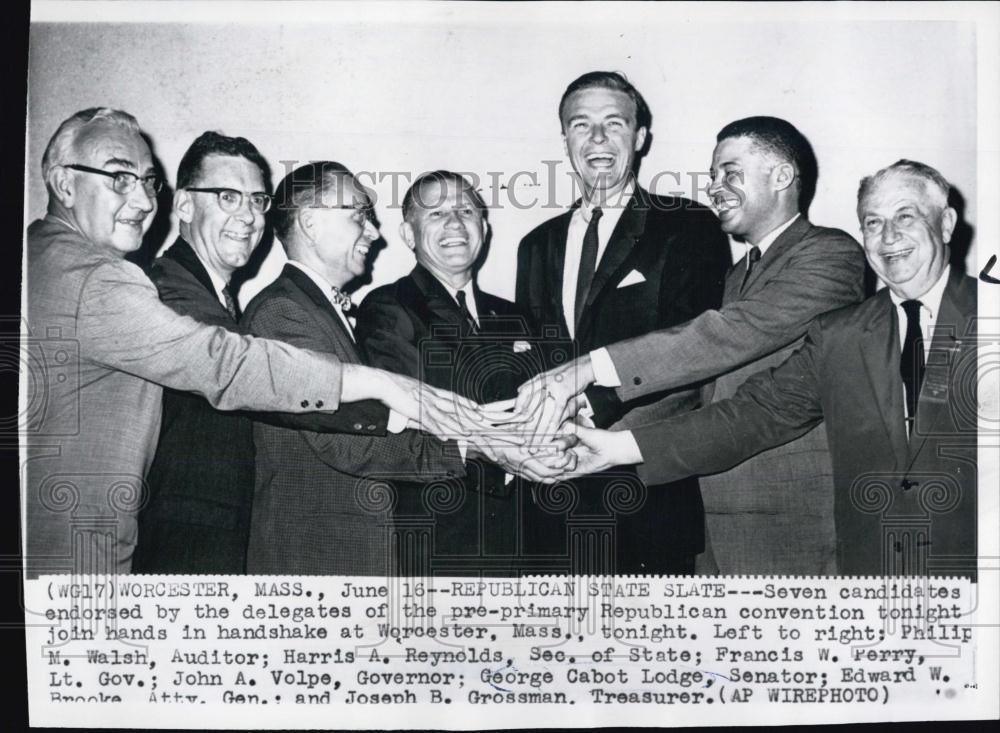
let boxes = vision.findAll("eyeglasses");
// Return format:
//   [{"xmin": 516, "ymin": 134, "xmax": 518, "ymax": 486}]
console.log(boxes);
[
  {"xmin": 65, "ymin": 164, "xmax": 163, "ymax": 196},
  {"xmin": 307, "ymin": 203, "xmax": 376, "ymax": 224},
  {"xmin": 186, "ymin": 187, "xmax": 273, "ymax": 214}
]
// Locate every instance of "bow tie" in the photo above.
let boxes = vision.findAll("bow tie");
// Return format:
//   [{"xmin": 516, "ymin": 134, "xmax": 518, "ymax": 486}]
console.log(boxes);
[{"xmin": 330, "ymin": 286, "xmax": 353, "ymax": 312}]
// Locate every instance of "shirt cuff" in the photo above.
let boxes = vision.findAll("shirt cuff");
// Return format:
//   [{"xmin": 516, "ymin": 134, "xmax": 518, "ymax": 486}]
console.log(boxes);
[
  {"xmin": 590, "ymin": 347, "xmax": 622, "ymax": 388},
  {"xmin": 387, "ymin": 409, "xmax": 408, "ymax": 434},
  {"xmin": 458, "ymin": 440, "xmax": 468, "ymax": 463}
]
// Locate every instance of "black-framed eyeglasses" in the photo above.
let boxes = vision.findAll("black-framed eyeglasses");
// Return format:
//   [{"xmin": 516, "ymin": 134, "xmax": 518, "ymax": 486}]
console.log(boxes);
[
  {"xmin": 186, "ymin": 187, "xmax": 273, "ymax": 214},
  {"xmin": 65, "ymin": 164, "xmax": 163, "ymax": 196},
  {"xmin": 307, "ymin": 203, "xmax": 376, "ymax": 225}
]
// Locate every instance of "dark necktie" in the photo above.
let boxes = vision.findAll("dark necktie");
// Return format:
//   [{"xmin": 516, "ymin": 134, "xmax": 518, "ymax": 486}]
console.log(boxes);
[
  {"xmin": 455, "ymin": 290, "xmax": 479, "ymax": 335},
  {"xmin": 741, "ymin": 245, "xmax": 762, "ymax": 292},
  {"xmin": 900, "ymin": 299, "xmax": 925, "ymax": 435},
  {"xmin": 222, "ymin": 284, "xmax": 240, "ymax": 320},
  {"xmin": 575, "ymin": 206, "xmax": 603, "ymax": 328}
]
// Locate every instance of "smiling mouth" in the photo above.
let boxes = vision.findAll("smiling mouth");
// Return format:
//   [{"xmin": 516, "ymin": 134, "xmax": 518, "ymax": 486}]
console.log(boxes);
[
  {"xmin": 881, "ymin": 248, "xmax": 915, "ymax": 262},
  {"xmin": 116, "ymin": 218, "xmax": 146, "ymax": 230},
  {"xmin": 586, "ymin": 153, "xmax": 615, "ymax": 168},
  {"xmin": 440, "ymin": 237, "xmax": 468, "ymax": 248},
  {"xmin": 354, "ymin": 241, "xmax": 371, "ymax": 257},
  {"xmin": 223, "ymin": 231, "xmax": 252, "ymax": 244}
]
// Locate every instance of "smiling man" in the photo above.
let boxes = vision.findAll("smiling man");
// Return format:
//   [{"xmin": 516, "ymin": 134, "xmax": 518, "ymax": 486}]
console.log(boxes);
[
  {"xmin": 132, "ymin": 132, "xmax": 273, "ymax": 574},
  {"xmin": 241, "ymin": 163, "xmax": 479, "ymax": 575},
  {"xmin": 564, "ymin": 159, "xmax": 978, "ymax": 580},
  {"xmin": 514, "ymin": 71, "xmax": 731, "ymax": 574},
  {"xmin": 355, "ymin": 171, "xmax": 553, "ymax": 574},
  {"xmin": 516, "ymin": 114, "xmax": 867, "ymax": 576},
  {"xmin": 24, "ymin": 109, "xmax": 487, "ymax": 578}
]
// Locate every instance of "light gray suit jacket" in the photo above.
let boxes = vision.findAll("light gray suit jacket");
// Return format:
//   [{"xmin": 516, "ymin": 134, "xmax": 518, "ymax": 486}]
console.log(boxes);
[
  {"xmin": 24, "ymin": 217, "xmax": 345, "ymax": 578},
  {"xmin": 606, "ymin": 216, "xmax": 867, "ymax": 574}
]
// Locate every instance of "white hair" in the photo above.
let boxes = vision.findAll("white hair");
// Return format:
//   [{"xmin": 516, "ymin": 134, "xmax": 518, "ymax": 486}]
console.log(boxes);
[{"xmin": 41, "ymin": 107, "xmax": 141, "ymax": 186}]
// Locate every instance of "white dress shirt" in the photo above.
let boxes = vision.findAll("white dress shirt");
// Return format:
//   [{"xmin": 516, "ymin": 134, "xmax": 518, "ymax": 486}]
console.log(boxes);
[
  {"xmin": 190, "ymin": 249, "xmax": 231, "ymax": 311},
  {"xmin": 562, "ymin": 183, "xmax": 634, "ymax": 340},
  {"xmin": 287, "ymin": 260, "xmax": 356, "ymax": 340},
  {"xmin": 889, "ymin": 265, "xmax": 950, "ymax": 356},
  {"xmin": 436, "ymin": 277, "xmax": 480, "ymax": 327}
]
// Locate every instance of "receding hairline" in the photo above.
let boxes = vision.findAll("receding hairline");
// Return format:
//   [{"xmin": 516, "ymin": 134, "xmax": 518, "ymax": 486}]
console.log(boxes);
[{"xmin": 71, "ymin": 120, "xmax": 151, "ymax": 170}]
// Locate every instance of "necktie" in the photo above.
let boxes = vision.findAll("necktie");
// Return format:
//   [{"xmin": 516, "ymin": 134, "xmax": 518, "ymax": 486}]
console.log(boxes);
[
  {"xmin": 455, "ymin": 290, "xmax": 479, "ymax": 335},
  {"xmin": 575, "ymin": 206, "xmax": 603, "ymax": 328},
  {"xmin": 900, "ymin": 299, "xmax": 925, "ymax": 435},
  {"xmin": 741, "ymin": 245, "xmax": 762, "ymax": 293},
  {"xmin": 222, "ymin": 284, "xmax": 239, "ymax": 320}
]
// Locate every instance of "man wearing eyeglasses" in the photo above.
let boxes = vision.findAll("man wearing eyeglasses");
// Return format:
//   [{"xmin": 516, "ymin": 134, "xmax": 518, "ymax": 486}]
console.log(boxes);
[
  {"xmin": 131, "ymin": 131, "xmax": 274, "ymax": 573},
  {"xmin": 24, "ymin": 108, "xmax": 489, "ymax": 578}
]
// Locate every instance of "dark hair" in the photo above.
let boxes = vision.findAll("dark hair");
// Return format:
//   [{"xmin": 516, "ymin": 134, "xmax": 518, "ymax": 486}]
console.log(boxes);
[
  {"xmin": 857, "ymin": 159, "xmax": 951, "ymax": 218},
  {"xmin": 401, "ymin": 170, "xmax": 487, "ymax": 223},
  {"xmin": 717, "ymin": 116, "xmax": 817, "ymax": 210},
  {"xmin": 176, "ymin": 131, "xmax": 271, "ymax": 191},
  {"xmin": 558, "ymin": 71, "xmax": 652, "ymax": 131},
  {"xmin": 271, "ymin": 161, "xmax": 358, "ymax": 246}
]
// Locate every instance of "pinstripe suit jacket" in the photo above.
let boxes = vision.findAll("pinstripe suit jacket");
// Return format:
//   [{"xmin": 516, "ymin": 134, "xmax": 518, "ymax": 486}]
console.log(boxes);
[{"xmin": 241, "ymin": 264, "xmax": 465, "ymax": 575}]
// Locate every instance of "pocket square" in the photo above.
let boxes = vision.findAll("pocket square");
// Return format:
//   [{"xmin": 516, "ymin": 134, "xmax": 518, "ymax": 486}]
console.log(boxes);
[
  {"xmin": 617, "ymin": 269, "xmax": 647, "ymax": 288},
  {"xmin": 512, "ymin": 340, "xmax": 532, "ymax": 353}
]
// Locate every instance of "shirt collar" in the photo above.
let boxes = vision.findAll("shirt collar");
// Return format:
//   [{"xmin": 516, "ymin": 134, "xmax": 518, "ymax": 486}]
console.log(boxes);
[
  {"xmin": 432, "ymin": 274, "xmax": 475, "ymax": 304},
  {"xmin": 752, "ymin": 212, "xmax": 800, "ymax": 253},
  {"xmin": 889, "ymin": 264, "xmax": 951, "ymax": 319},
  {"xmin": 581, "ymin": 180, "xmax": 636, "ymax": 222},
  {"xmin": 287, "ymin": 259, "xmax": 343, "ymax": 305},
  {"xmin": 190, "ymin": 248, "xmax": 230, "ymax": 302}
]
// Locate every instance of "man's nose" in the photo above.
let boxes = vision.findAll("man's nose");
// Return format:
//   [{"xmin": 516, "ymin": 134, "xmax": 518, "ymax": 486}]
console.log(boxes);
[
  {"xmin": 444, "ymin": 210, "xmax": 463, "ymax": 227},
  {"xmin": 363, "ymin": 219, "xmax": 379, "ymax": 241},
  {"xmin": 127, "ymin": 183, "xmax": 156, "ymax": 213},
  {"xmin": 882, "ymin": 219, "xmax": 900, "ymax": 244},
  {"xmin": 589, "ymin": 123, "xmax": 607, "ymax": 144}
]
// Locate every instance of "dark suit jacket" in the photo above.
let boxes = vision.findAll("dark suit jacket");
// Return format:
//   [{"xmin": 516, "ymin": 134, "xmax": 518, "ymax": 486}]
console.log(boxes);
[
  {"xmin": 132, "ymin": 238, "xmax": 256, "ymax": 573},
  {"xmin": 242, "ymin": 264, "xmax": 465, "ymax": 575},
  {"xmin": 632, "ymin": 269, "xmax": 978, "ymax": 579},
  {"xmin": 356, "ymin": 264, "xmax": 539, "ymax": 574},
  {"xmin": 515, "ymin": 188, "xmax": 730, "ymax": 568}
]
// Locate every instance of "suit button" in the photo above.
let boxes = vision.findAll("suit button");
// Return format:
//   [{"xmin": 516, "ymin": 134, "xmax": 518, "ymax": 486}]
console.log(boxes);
[
  {"xmin": 316, "ymin": 400, "xmax": 324, "ymax": 408},
  {"xmin": 301, "ymin": 400, "xmax": 309, "ymax": 408},
  {"xmin": 367, "ymin": 424, "xmax": 377, "ymax": 431},
  {"xmin": 353, "ymin": 423, "xmax": 363, "ymax": 430},
  {"xmin": 633, "ymin": 377, "xmax": 642, "ymax": 386}
]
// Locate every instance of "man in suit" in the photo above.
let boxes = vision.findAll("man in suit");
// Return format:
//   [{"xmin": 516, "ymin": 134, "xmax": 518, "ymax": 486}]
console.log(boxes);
[
  {"xmin": 356, "ymin": 171, "xmax": 557, "ymax": 575},
  {"xmin": 514, "ymin": 114, "xmax": 867, "ymax": 575},
  {"xmin": 514, "ymin": 71, "xmax": 732, "ymax": 574},
  {"xmin": 131, "ymin": 132, "xmax": 273, "ymax": 573},
  {"xmin": 24, "ymin": 109, "xmax": 481, "ymax": 578},
  {"xmin": 242, "ymin": 162, "xmax": 492, "ymax": 575},
  {"xmin": 564, "ymin": 160, "xmax": 978, "ymax": 580}
]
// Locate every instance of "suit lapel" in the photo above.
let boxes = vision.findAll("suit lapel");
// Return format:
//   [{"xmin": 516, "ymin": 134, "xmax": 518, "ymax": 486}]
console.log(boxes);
[
  {"xmin": 410, "ymin": 264, "xmax": 466, "ymax": 335},
  {"xmin": 282, "ymin": 264, "xmax": 360, "ymax": 360},
  {"xmin": 732, "ymin": 215, "xmax": 813, "ymax": 300},
  {"xmin": 859, "ymin": 291, "xmax": 910, "ymax": 467},
  {"xmin": 906, "ymin": 270, "xmax": 975, "ymax": 462},
  {"xmin": 164, "ymin": 237, "xmax": 233, "ymax": 321},
  {"xmin": 584, "ymin": 189, "xmax": 647, "ymax": 314},
  {"xmin": 547, "ymin": 211, "xmax": 572, "ymax": 334}
]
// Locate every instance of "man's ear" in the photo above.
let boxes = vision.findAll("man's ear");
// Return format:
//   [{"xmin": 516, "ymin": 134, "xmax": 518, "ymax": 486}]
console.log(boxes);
[
  {"xmin": 562, "ymin": 134, "xmax": 569, "ymax": 159},
  {"xmin": 174, "ymin": 189, "xmax": 194, "ymax": 223},
  {"xmin": 772, "ymin": 162, "xmax": 796, "ymax": 193},
  {"xmin": 634, "ymin": 126, "xmax": 648, "ymax": 153},
  {"xmin": 48, "ymin": 166, "xmax": 74, "ymax": 207},
  {"xmin": 399, "ymin": 221, "xmax": 416, "ymax": 251},
  {"xmin": 940, "ymin": 206, "xmax": 958, "ymax": 244},
  {"xmin": 297, "ymin": 208, "xmax": 317, "ymax": 243}
]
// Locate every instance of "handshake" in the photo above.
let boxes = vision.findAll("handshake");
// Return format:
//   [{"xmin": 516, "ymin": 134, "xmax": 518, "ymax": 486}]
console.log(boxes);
[{"xmin": 375, "ymin": 359, "xmax": 642, "ymax": 483}]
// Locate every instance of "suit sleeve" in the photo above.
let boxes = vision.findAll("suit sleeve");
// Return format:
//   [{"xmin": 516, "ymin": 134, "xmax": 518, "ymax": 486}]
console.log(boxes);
[
  {"xmin": 607, "ymin": 229, "xmax": 865, "ymax": 401},
  {"xmin": 589, "ymin": 207, "xmax": 730, "ymax": 427},
  {"xmin": 77, "ymin": 258, "xmax": 343, "ymax": 412},
  {"xmin": 246, "ymin": 294, "xmax": 464, "ymax": 479},
  {"xmin": 631, "ymin": 320, "xmax": 826, "ymax": 485}
]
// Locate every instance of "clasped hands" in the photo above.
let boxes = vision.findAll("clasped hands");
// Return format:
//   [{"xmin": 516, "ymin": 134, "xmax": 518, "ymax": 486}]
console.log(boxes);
[{"xmin": 380, "ymin": 360, "xmax": 632, "ymax": 482}]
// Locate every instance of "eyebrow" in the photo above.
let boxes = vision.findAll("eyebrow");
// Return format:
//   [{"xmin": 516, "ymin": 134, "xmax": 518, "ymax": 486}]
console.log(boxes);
[{"xmin": 102, "ymin": 157, "xmax": 138, "ymax": 170}]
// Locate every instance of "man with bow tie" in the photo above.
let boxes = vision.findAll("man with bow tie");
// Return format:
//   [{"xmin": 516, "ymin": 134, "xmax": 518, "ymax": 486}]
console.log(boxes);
[
  {"xmin": 514, "ymin": 71, "xmax": 732, "ymax": 574},
  {"xmin": 355, "ymin": 171, "xmax": 557, "ymax": 575},
  {"xmin": 241, "ymin": 163, "xmax": 475, "ymax": 575}
]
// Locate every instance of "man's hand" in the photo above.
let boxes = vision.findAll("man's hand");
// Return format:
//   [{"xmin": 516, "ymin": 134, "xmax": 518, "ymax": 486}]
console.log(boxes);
[
  {"xmin": 538, "ymin": 424, "xmax": 643, "ymax": 482},
  {"xmin": 354, "ymin": 367, "xmax": 503, "ymax": 442},
  {"xmin": 486, "ymin": 442, "xmax": 578, "ymax": 482},
  {"xmin": 504, "ymin": 356, "xmax": 596, "ymax": 446}
]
